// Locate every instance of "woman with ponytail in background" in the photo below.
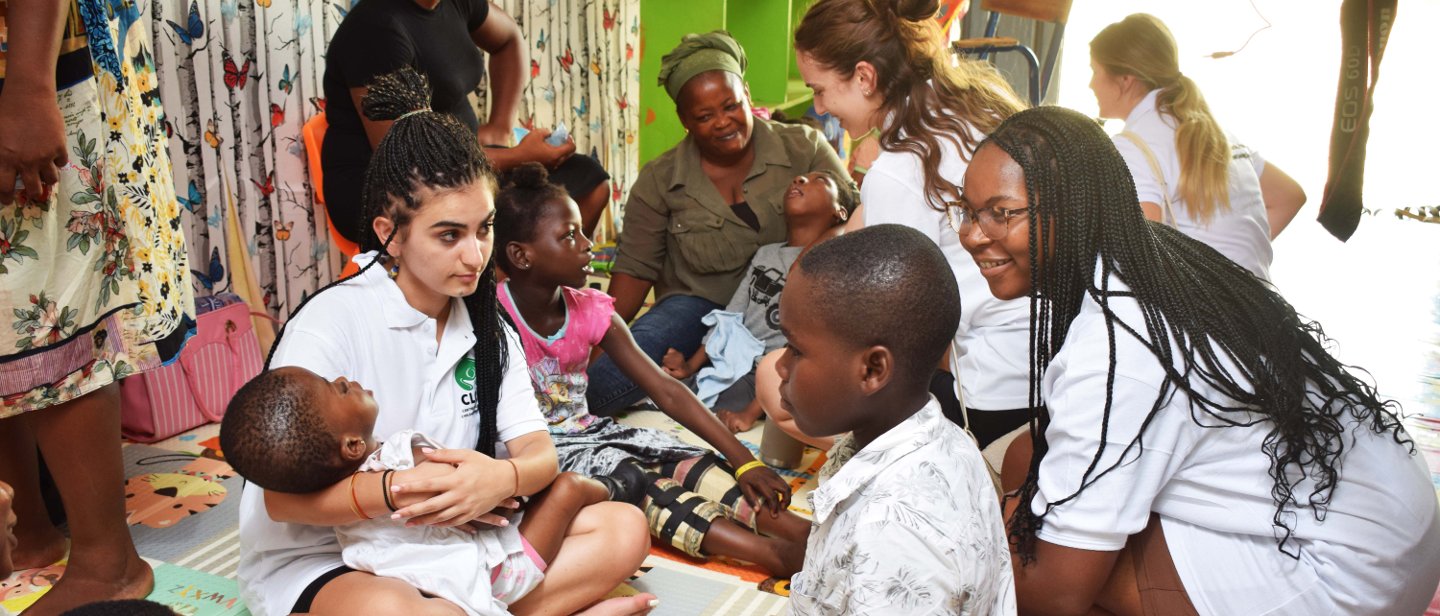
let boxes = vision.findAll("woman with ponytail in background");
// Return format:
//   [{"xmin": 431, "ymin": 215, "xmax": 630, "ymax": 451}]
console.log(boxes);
[
  {"xmin": 782, "ymin": 0, "xmax": 1033, "ymax": 453},
  {"xmin": 236, "ymin": 68, "xmax": 652, "ymax": 616},
  {"xmin": 1090, "ymin": 13, "xmax": 1307, "ymax": 280}
]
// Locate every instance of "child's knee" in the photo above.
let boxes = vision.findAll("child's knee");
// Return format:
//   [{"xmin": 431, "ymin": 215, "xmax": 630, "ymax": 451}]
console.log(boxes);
[
  {"xmin": 550, "ymin": 471, "xmax": 588, "ymax": 495},
  {"xmin": 548, "ymin": 471, "xmax": 610, "ymax": 504}
]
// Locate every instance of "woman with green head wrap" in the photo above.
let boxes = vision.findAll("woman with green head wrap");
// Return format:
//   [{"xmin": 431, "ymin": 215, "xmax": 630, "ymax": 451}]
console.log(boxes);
[{"xmin": 589, "ymin": 31, "xmax": 846, "ymax": 418}]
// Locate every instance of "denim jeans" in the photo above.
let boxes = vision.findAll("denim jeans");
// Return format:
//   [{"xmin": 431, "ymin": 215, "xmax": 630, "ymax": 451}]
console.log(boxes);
[{"xmin": 586, "ymin": 294, "xmax": 722, "ymax": 416}]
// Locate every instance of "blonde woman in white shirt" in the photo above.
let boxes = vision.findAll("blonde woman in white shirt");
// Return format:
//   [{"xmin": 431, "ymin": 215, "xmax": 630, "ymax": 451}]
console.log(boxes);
[{"xmin": 1090, "ymin": 13, "xmax": 1306, "ymax": 280}]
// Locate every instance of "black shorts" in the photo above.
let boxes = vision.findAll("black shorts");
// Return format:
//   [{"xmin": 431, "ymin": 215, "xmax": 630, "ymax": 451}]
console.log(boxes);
[
  {"xmin": 291, "ymin": 565, "xmax": 356, "ymax": 613},
  {"xmin": 930, "ymin": 370, "xmax": 1034, "ymax": 449},
  {"xmin": 549, "ymin": 153, "xmax": 611, "ymax": 198}
]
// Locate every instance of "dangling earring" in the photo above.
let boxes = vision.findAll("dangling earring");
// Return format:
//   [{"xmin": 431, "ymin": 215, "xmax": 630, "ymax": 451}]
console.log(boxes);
[{"xmin": 387, "ymin": 256, "xmax": 401, "ymax": 280}]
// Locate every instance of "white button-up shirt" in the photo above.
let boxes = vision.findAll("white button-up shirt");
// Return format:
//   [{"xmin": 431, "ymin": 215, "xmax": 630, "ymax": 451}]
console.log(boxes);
[{"xmin": 788, "ymin": 400, "xmax": 1017, "ymax": 615}]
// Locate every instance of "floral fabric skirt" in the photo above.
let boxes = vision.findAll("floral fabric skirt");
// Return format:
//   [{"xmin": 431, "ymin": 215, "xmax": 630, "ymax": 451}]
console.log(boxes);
[{"xmin": 0, "ymin": 30, "xmax": 192, "ymax": 418}]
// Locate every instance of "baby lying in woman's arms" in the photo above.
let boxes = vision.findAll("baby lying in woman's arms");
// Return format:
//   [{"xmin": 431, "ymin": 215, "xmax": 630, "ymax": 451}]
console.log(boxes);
[{"xmin": 222, "ymin": 367, "xmax": 629, "ymax": 616}]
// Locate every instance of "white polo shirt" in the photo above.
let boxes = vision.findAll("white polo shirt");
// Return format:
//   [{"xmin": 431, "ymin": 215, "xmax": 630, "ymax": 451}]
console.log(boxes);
[
  {"xmin": 1034, "ymin": 268, "xmax": 1440, "ymax": 615},
  {"xmin": 236, "ymin": 253, "xmax": 548, "ymax": 616},
  {"xmin": 862, "ymin": 123, "xmax": 1033, "ymax": 410},
  {"xmin": 1113, "ymin": 90, "xmax": 1273, "ymax": 280}
]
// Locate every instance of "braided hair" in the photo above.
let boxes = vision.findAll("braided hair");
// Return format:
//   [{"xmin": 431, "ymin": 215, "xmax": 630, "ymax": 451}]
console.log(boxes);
[
  {"xmin": 990, "ymin": 106, "xmax": 1409, "ymax": 562},
  {"xmin": 266, "ymin": 67, "xmax": 507, "ymax": 457},
  {"xmin": 493, "ymin": 162, "xmax": 568, "ymax": 275}
]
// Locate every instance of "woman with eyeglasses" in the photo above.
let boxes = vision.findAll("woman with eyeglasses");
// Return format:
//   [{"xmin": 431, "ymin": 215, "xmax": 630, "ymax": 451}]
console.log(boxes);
[
  {"xmin": 961, "ymin": 103, "xmax": 1440, "ymax": 616},
  {"xmin": 781, "ymin": 0, "xmax": 1032, "ymax": 450}
]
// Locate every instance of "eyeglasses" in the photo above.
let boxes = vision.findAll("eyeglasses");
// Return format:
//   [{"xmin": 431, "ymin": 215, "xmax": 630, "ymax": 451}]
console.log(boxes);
[{"xmin": 947, "ymin": 203, "xmax": 1030, "ymax": 240}]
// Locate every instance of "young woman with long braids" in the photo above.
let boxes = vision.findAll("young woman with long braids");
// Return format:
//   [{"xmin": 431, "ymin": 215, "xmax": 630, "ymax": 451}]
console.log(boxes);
[
  {"xmin": 960, "ymin": 106, "xmax": 1440, "ymax": 615},
  {"xmin": 236, "ymin": 68, "xmax": 652, "ymax": 616},
  {"xmin": 1090, "ymin": 13, "xmax": 1307, "ymax": 280},
  {"xmin": 786, "ymin": 0, "xmax": 1032, "ymax": 450}
]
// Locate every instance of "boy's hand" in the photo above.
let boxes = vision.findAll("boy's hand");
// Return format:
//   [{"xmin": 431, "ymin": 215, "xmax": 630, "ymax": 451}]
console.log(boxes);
[{"xmin": 736, "ymin": 466, "xmax": 791, "ymax": 516}]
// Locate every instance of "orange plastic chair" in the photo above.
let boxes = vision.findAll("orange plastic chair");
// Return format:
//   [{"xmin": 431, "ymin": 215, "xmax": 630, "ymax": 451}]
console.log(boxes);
[{"xmin": 301, "ymin": 112, "xmax": 361, "ymax": 278}]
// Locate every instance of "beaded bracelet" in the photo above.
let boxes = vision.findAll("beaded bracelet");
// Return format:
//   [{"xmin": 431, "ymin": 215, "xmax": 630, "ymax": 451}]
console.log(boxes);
[
  {"xmin": 348, "ymin": 473, "xmax": 372, "ymax": 520},
  {"xmin": 733, "ymin": 460, "xmax": 767, "ymax": 481}
]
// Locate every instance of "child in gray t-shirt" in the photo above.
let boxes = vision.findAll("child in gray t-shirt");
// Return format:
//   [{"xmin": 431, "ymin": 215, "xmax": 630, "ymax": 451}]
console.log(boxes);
[{"xmin": 662, "ymin": 170, "xmax": 857, "ymax": 431}]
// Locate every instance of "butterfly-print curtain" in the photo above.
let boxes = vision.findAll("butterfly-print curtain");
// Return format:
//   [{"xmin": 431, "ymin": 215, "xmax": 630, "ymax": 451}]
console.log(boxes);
[
  {"xmin": 147, "ymin": 0, "xmax": 640, "ymax": 319},
  {"xmin": 150, "ymin": 0, "xmax": 337, "ymax": 318},
  {"xmin": 483, "ymin": 0, "xmax": 641, "ymax": 244}
]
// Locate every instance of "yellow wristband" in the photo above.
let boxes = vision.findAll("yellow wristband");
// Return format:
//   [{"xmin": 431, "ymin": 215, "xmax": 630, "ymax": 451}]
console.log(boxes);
[{"xmin": 733, "ymin": 460, "xmax": 767, "ymax": 480}]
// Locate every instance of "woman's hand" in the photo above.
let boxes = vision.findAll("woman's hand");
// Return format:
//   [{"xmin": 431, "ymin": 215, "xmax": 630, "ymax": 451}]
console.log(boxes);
[
  {"xmin": 0, "ymin": 91, "xmax": 66, "ymax": 205},
  {"xmin": 736, "ymin": 465, "xmax": 791, "ymax": 516},
  {"xmin": 514, "ymin": 129, "xmax": 575, "ymax": 169},
  {"xmin": 571, "ymin": 594, "xmax": 660, "ymax": 616},
  {"xmin": 390, "ymin": 450, "xmax": 519, "ymax": 528}
]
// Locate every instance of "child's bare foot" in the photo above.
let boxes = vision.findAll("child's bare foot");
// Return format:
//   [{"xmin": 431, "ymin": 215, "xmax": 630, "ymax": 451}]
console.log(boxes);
[
  {"xmin": 716, "ymin": 406, "xmax": 762, "ymax": 433},
  {"xmin": 11, "ymin": 527, "xmax": 66, "ymax": 570},
  {"xmin": 23, "ymin": 553, "xmax": 153, "ymax": 615},
  {"xmin": 660, "ymin": 348, "xmax": 688, "ymax": 379}
]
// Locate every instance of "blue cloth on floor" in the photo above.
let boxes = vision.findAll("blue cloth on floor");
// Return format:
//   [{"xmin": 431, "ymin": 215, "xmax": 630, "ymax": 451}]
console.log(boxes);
[{"xmin": 694, "ymin": 310, "xmax": 765, "ymax": 407}]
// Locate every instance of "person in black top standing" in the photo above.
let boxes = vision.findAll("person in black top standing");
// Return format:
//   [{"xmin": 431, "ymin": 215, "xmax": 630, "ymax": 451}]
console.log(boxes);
[{"xmin": 322, "ymin": 0, "xmax": 613, "ymax": 242}]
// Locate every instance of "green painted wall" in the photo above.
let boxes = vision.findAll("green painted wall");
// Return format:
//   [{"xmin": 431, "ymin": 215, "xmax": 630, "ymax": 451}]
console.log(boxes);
[{"xmin": 637, "ymin": 0, "xmax": 728, "ymax": 166}]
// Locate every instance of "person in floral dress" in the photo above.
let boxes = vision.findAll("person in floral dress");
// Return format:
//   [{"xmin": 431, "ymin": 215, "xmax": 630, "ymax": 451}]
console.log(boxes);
[{"xmin": 0, "ymin": 0, "xmax": 192, "ymax": 610}]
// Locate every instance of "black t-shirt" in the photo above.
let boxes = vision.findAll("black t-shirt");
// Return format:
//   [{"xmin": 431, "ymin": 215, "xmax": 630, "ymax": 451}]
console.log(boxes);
[{"xmin": 321, "ymin": 0, "xmax": 490, "ymax": 243}]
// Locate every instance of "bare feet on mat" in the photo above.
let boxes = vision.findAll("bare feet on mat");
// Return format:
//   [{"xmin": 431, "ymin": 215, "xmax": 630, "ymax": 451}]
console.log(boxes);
[
  {"xmin": 23, "ymin": 553, "xmax": 153, "ymax": 615},
  {"xmin": 716, "ymin": 406, "xmax": 762, "ymax": 433},
  {"xmin": 572, "ymin": 593, "xmax": 660, "ymax": 616}
]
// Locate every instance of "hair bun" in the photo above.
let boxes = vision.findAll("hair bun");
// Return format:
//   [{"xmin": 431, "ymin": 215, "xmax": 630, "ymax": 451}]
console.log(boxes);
[
  {"xmin": 894, "ymin": 0, "xmax": 940, "ymax": 22},
  {"xmin": 503, "ymin": 162, "xmax": 551, "ymax": 191},
  {"xmin": 362, "ymin": 67, "xmax": 433, "ymax": 123}
]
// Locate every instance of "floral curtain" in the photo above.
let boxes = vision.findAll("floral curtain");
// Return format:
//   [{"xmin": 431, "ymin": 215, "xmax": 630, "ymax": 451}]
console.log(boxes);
[
  {"xmin": 147, "ymin": 0, "xmax": 640, "ymax": 319},
  {"xmin": 482, "ymin": 0, "xmax": 641, "ymax": 244}
]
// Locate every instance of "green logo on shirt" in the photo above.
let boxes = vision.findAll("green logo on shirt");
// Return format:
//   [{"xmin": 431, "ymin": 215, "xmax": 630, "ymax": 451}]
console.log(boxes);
[{"xmin": 455, "ymin": 357, "xmax": 476, "ymax": 392}]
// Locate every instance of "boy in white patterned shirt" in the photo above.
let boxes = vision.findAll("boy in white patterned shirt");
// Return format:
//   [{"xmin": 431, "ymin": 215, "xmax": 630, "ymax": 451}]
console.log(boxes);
[{"xmin": 778, "ymin": 225, "xmax": 1015, "ymax": 615}]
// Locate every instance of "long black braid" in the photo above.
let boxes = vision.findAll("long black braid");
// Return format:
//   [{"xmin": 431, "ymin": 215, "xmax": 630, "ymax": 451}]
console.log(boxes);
[
  {"xmin": 994, "ymin": 106, "xmax": 1410, "ymax": 563},
  {"xmin": 266, "ymin": 67, "xmax": 507, "ymax": 457}
]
